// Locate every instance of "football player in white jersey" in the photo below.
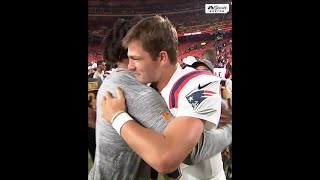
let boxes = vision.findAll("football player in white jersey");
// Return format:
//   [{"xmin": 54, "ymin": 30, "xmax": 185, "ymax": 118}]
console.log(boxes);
[{"xmin": 101, "ymin": 15, "xmax": 229, "ymax": 180}]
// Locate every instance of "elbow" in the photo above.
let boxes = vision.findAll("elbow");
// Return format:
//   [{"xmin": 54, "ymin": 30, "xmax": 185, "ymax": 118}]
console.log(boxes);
[{"xmin": 154, "ymin": 152, "xmax": 181, "ymax": 174}]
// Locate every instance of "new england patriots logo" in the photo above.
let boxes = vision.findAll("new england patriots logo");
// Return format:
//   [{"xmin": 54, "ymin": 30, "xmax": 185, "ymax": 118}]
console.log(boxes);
[{"xmin": 186, "ymin": 90, "xmax": 216, "ymax": 109}]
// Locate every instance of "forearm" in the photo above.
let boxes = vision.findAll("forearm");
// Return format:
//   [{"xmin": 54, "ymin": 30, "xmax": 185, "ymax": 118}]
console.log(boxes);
[
  {"xmin": 120, "ymin": 117, "xmax": 203, "ymax": 173},
  {"xmin": 183, "ymin": 123, "xmax": 232, "ymax": 165},
  {"xmin": 120, "ymin": 121, "xmax": 179, "ymax": 173}
]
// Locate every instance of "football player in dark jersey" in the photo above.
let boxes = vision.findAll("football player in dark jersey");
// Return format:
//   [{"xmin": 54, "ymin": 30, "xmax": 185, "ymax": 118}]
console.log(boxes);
[{"xmin": 88, "ymin": 78, "xmax": 101, "ymax": 160}]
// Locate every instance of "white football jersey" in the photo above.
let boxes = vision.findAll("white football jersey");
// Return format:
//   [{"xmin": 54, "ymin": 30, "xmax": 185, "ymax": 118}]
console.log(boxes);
[
  {"xmin": 160, "ymin": 65, "xmax": 225, "ymax": 180},
  {"xmin": 161, "ymin": 65, "xmax": 221, "ymax": 128}
]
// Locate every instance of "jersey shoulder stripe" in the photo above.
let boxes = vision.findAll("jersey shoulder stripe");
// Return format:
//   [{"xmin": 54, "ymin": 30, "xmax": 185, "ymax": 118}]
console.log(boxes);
[{"xmin": 169, "ymin": 70, "xmax": 213, "ymax": 109}]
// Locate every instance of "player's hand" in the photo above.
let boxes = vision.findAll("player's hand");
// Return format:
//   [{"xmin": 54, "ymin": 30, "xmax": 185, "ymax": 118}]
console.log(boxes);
[{"xmin": 101, "ymin": 87, "xmax": 127, "ymax": 123}]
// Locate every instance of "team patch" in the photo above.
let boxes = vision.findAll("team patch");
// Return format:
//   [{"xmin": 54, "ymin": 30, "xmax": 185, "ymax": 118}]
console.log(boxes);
[
  {"xmin": 186, "ymin": 90, "xmax": 216, "ymax": 109},
  {"xmin": 161, "ymin": 111, "xmax": 173, "ymax": 121}
]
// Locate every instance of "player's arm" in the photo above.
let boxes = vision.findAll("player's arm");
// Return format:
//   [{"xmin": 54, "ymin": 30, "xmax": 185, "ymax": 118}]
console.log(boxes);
[
  {"xmin": 183, "ymin": 122, "xmax": 232, "ymax": 165},
  {"xmin": 179, "ymin": 79, "xmax": 232, "ymax": 165},
  {"xmin": 121, "ymin": 117, "xmax": 203, "ymax": 173},
  {"xmin": 126, "ymin": 88, "xmax": 232, "ymax": 166},
  {"xmin": 101, "ymin": 87, "xmax": 204, "ymax": 174},
  {"xmin": 183, "ymin": 103, "xmax": 232, "ymax": 165}
]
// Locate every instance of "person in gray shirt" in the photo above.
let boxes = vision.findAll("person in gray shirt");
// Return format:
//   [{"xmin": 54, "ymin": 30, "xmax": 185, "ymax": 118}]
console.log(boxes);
[{"xmin": 88, "ymin": 17, "xmax": 232, "ymax": 180}]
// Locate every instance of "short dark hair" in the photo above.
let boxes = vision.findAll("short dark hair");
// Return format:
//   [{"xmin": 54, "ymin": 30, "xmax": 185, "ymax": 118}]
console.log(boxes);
[{"xmin": 102, "ymin": 16, "xmax": 143, "ymax": 64}]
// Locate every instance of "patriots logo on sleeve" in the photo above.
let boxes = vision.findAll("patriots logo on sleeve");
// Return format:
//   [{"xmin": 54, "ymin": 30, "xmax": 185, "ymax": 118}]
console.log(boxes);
[
  {"xmin": 186, "ymin": 90, "xmax": 216, "ymax": 109},
  {"xmin": 169, "ymin": 70, "xmax": 214, "ymax": 109}
]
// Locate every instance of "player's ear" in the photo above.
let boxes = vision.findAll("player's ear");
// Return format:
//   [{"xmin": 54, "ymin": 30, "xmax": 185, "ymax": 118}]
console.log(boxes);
[{"xmin": 159, "ymin": 51, "xmax": 169, "ymax": 64}]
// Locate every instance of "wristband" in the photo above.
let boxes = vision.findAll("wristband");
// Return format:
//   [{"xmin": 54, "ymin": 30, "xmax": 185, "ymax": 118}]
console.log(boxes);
[
  {"xmin": 112, "ymin": 112, "xmax": 133, "ymax": 135},
  {"xmin": 111, "ymin": 111, "xmax": 126, "ymax": 124}
]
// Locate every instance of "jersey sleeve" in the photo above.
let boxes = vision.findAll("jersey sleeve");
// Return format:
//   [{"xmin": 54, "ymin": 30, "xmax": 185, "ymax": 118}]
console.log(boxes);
[{"xmin": 176, "ymin": 80, "xmax": 222, "ymax": 127}]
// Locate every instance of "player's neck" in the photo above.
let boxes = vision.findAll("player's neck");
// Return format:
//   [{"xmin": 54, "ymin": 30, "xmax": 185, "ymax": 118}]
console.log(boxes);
[
  {"xmin": 117, "ymin": 60, "xmax": 129, "ymax": 71},
  {"xmin": 155, "ymin": 64, "xmax": 177, "ymax": 92},
  {"xmin": 117, "ymin": 65, "xmax": 127, "ymax": 71}
]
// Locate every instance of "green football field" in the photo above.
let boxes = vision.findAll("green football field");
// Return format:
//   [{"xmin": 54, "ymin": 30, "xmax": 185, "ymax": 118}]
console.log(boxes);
[{"xmin": 88, "ymin": 151, "xmax": 93, "ymax": 174}]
